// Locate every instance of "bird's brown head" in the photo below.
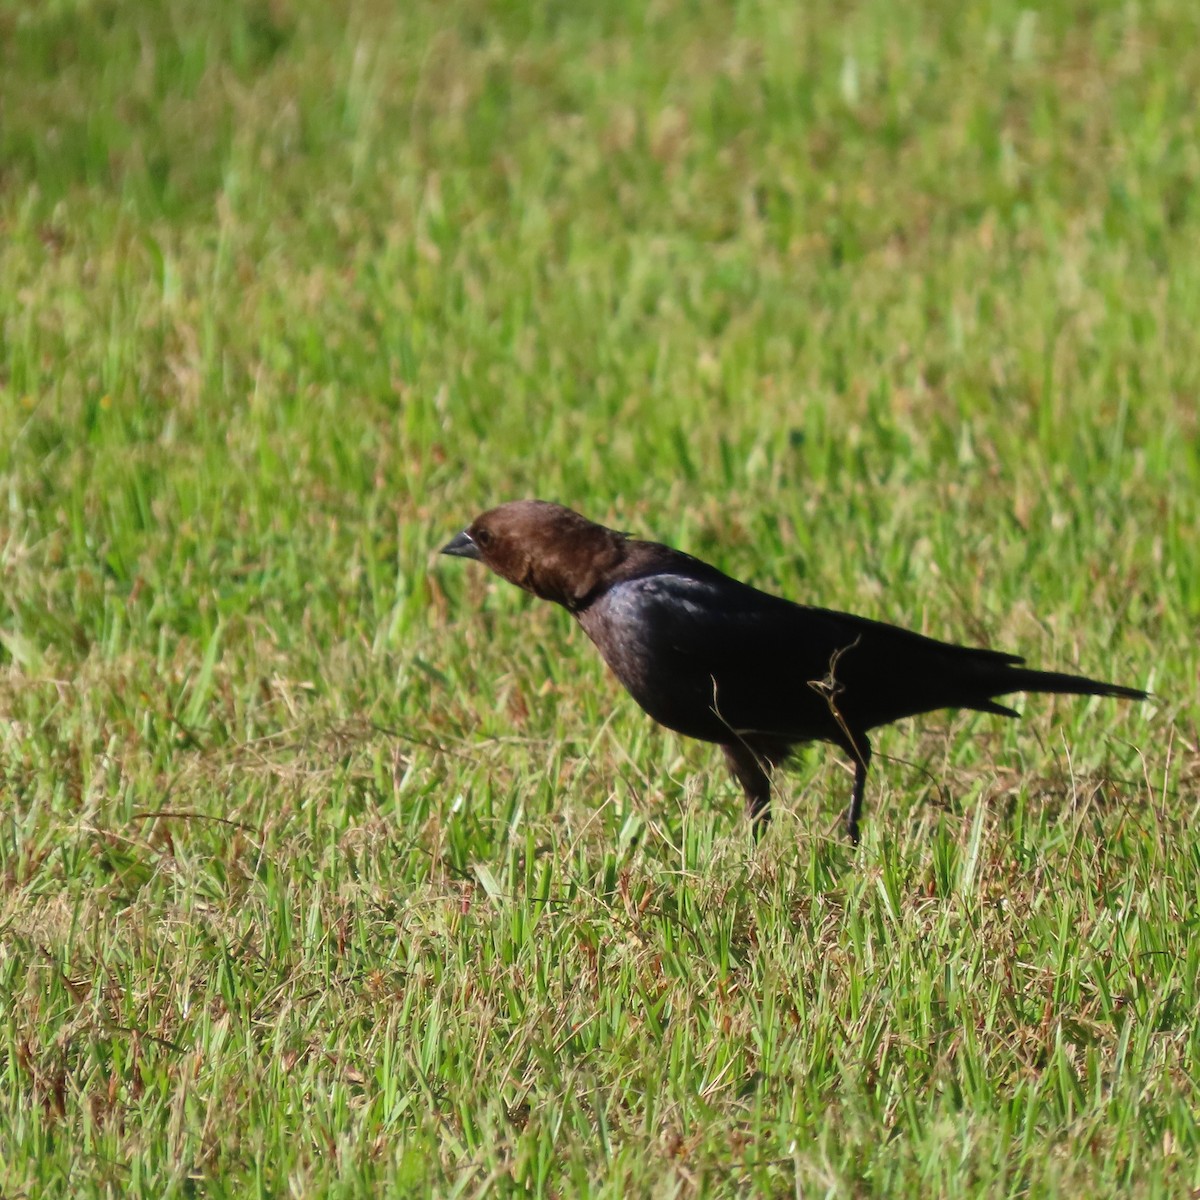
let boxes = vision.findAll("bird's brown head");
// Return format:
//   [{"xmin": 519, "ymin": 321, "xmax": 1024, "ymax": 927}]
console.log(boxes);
[{"xmin": 440, "ymin": 500, "xmax": 630, "ymax": 610}]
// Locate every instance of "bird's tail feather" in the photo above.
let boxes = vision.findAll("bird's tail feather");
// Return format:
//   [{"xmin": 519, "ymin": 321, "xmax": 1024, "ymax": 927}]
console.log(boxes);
[{"xmin": 991, "ymin": 666, "xmax": 1147, "ymax": 704}]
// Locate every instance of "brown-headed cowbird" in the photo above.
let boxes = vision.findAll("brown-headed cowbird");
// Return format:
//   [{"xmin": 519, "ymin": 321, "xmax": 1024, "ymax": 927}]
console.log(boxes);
[{"xmin": 441, "ymin": 500, "xmax": 1146, "ymax": 843}]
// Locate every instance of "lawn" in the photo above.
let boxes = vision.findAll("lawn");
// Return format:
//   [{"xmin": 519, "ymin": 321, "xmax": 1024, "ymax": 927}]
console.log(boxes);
[{"xmin": 1, "ymin": 0, "xmax": 1197, "ymax": 1195}]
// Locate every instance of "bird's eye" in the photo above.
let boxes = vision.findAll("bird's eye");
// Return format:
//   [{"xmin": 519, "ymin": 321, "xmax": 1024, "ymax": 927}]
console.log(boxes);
[{"xmin": 474, "ymin": 528, "xmax": 492, "ymax": 548}]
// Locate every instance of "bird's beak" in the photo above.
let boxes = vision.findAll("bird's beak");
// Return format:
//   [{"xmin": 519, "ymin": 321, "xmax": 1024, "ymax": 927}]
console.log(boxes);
[{"xmin": 440, "ymin": 529, "xmax": 482, "ymax": 560}]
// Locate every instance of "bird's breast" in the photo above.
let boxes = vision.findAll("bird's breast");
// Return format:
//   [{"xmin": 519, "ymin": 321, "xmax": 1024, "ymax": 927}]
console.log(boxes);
[{"xmin": 576, "ymin": 577, "xmax": 746, "ymax": 742}]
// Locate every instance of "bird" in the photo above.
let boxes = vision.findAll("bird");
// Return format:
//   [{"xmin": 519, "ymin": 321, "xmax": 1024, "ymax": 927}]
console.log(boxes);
[{"xmin": 440, "ymin": 500, "xmax": 1146, "ymax": 844}]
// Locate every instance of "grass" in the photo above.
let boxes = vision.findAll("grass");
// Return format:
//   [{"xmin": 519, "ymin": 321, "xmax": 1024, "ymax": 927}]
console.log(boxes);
[{"xmin": 0, "ymin": 0, "xmax": 1197, "ymax": 1194}]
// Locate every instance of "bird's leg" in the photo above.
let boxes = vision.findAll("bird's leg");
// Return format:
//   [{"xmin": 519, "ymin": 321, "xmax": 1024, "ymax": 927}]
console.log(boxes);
[
  {"xmin": 722, "ymin": 742, "xmax": 773, "ymax": 840},
  {"xmin": 843, "ymin": 735, "xmax": 872, "ymax": 845}
]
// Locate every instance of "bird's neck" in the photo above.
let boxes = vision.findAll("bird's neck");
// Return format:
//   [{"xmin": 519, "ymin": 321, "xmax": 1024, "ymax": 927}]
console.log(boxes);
[{"xmin": 523, "ymin": 531, "xmax": 630, "ymax": 612}]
